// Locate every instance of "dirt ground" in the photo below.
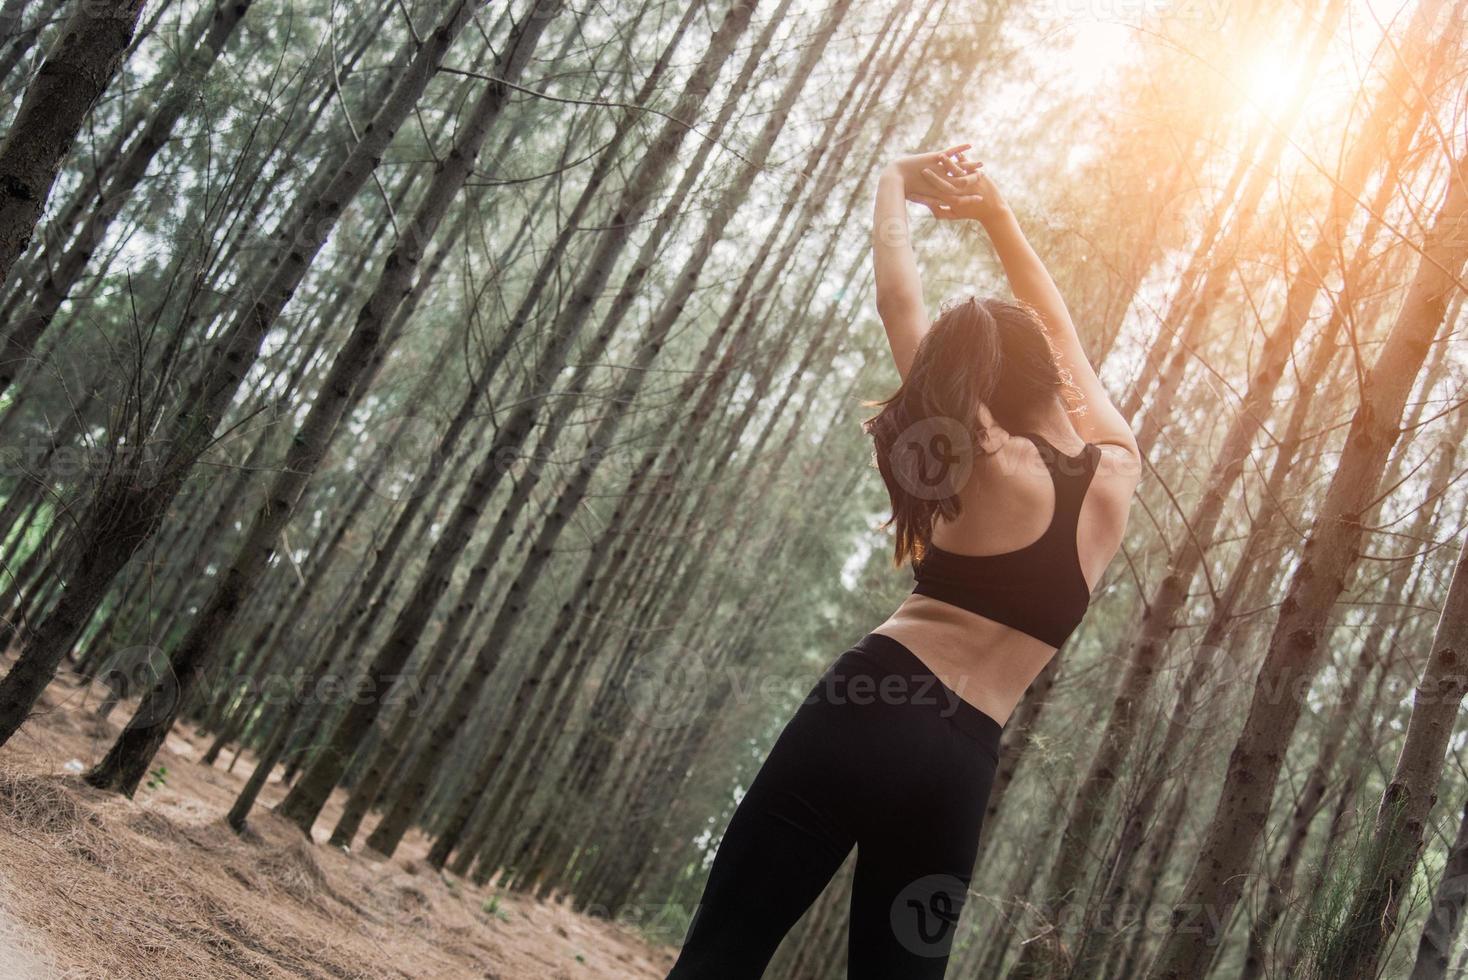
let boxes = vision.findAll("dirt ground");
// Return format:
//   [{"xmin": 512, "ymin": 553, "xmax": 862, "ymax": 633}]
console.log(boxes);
[{"xmin": 0, "ymin": 670, "xmax": 677, "ymax": 979}]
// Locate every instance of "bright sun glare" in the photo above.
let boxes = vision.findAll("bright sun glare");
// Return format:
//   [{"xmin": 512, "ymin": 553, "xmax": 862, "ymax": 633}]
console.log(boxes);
[{"xmin": 1237, "ymin": 43, "xmax": 1311, "ymax": 120}]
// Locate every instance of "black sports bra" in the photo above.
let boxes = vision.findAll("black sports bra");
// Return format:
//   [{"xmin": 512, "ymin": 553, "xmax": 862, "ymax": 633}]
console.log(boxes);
[{"xmin": 911, "ymin": 432, "xmax": 1102, "ymax": 648}]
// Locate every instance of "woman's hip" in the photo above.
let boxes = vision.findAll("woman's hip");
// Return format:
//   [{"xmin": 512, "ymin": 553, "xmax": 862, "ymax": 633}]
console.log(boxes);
[{"xmin": 805, "ymin": 632, "xmax": 1004, "ymax": 762}]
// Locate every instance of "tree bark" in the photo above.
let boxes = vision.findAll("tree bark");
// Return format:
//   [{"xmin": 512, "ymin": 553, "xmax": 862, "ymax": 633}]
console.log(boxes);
[
  {"xmin": 83, "ymin": 0, "xmax": 559, "ymax": 796},
  {"xmin": 1312, "ymin": 513, "xmax": 1468, "ymax": 977},
  {"xmin": 1017, "ymin": 3, "xmax": 1438, "ymax": 968},
  {"xmin": 276, "ymin": 0, "xmax": 761, "ymax": 838},
  {"xmin": 1145, "ymin": 145, "xmax": 1468, "ymax": 980},
  {"xmin": 0, "ymin": 0, "xmax": 480, "ymax": 749},
  {"xmin": 0, "ymin": 0, "xmax": 146, "ymax": 288},
  {"xmin": 1411, "ymin": 797, "xmax": 1468, "ymax": 980},
  {"xmin": 365, "ymin": 0, "xmax": 848, "ymax": 864},
  {"xmin": 0, "ymin": 0, "xmax": 255, "ymax": 393}
]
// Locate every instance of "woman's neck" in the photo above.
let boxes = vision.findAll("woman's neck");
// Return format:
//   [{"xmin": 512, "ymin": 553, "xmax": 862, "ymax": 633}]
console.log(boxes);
[{"xmin": 1011, "ymin": 405, "xmax": 1083, "ymax": 453}]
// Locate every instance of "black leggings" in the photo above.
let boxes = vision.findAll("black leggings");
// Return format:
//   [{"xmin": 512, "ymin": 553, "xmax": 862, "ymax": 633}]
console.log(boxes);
[{"xmin": 667, "ymin": 632, "xmax": 1001, "ymax": 979}]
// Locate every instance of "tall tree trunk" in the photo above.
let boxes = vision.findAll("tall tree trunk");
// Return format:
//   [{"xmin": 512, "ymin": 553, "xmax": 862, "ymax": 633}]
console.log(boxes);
[
  {"xmin": 0, "ymin": 0, "xmax": 481, "ymax": 749},
  {"xmin": 1014, "ymin": 4, "xmax": 1437, "ymax": 968},
  {"xmin": 1125, "ymin": 0, "xmax": 1341, "ymax": 443},
  {"xmin": 276, "ymin": 0, "xmax": 761, "ymax": 838},
  {"xmin": 82, "ymin": 0, "xmax": 561, "ymax": 796},
  {"xmin": 1237, "ymin": 395, "xmax": 1465, "ymax": 980},
  {"xmin": 0, "ymin": 0, "xmax": 147, "ymax": 289},
  {"xmin": 1311, "ymin": 515, "xmax": 1468, "ymax": 977},
  {"xmin": 1145, "ymin": 145, "xmax": 1468, "ymax": 980},
  {"xmin": 0, "ymin": 0, "xmax": 61, "ymax": 89},
  {"xmin": 0, "ymin": 0, "xmax": 255, "ymax": 392},
  {"xmin": 325, "ymin": 0, "xmax": 801, "ymax": 851},
  {"xmin": 363, "ymin": 0, "xmax": 847, "ymax": 863},
  {"xmin": 1410, "ymin": 797, "xmax": 1468, "ymax": 980},
  {"xmin": 273, "ymin": 0, "xmax": 704, "ymax": 774}
]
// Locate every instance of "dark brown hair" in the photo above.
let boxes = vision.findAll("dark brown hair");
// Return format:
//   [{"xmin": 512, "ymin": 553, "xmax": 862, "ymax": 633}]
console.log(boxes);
[{"xmin": 863, "ymin": 297, "xmax": 1067, "ymax": 566}]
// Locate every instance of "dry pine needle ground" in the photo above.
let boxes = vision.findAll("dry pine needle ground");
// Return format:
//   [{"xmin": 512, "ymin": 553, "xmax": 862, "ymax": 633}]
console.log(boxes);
[{"xmin": 0, "ymin": 669, "xmax": 675, "ymax": 979}]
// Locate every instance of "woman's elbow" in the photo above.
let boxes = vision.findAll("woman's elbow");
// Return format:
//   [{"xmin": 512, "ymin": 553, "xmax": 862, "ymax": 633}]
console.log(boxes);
[{"xmin": 875, "ymin": 289, "xmax": 921, "ymax": 323}]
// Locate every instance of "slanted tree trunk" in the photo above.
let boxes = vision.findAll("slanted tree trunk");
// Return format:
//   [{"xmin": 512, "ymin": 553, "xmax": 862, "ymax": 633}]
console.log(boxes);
[
  {"xmin": 0, "ymin": 0, "xmax": 32, "ymax": 42},
  {"xmin": 0, "ymin": 0, "xmax": 61, "ymax": 89},
  {"xmin": 267, "ymin": 1, "xmax": 704, "ymax": 782},
  {"xmin": 0, "ymin": 0, "xmax": 255, "ymax": 393},
  {"xmin": 1125, "ymin": 0, "xmax": 1343, "ymax": 449},
  {"xmin": 0, "ymin": 0, "xmax": 147, "ymax": 289},
  {"xmin": 1015, "ymin": 3, "xmax": 1436, "ymax": 969},
  {"xmin": 325, "ymin": 0, "xmax": 799, "ymax": 852},
  {"xmin": 360, "ymin": 0, "xmax": 848, "ymax": 863},
  {"xmin": 1237, "ymin": 388, "xmax": 1465, "ymax": 979},
  {"xmin": 1311, "ymin": 515, "xmax": 1468, "ymax": 977},
  {"xmin": 509, "ymin": 0, "xmax": 960, "ymax": 879},
  {"xmin": 0, "ymin": 0, "xmax": 480, "ymax": 749},
  {"xmin": 1411, "ymin": 797, "xmax": 1468, "ymax": 980},
  {"xmin": 1145, "ymin": 144, "xmax": 1468, "ymax": 980},
  {"xmin": 82, "ymin": 0, "xmax": 560, "ymax": 797},
  {"xmin": 276, "ymin": 0, "xmax": 762, "ymax": 838}
]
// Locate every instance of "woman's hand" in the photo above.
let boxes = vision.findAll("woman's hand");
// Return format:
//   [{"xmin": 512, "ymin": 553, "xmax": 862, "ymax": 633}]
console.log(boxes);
[
  {"xmin": 908, "ymin": 160, "xmax": 1007, "ymax": 224},
  {"xmin": 885, "ymin": 144, "xmax": 979, "ymax": 191}
]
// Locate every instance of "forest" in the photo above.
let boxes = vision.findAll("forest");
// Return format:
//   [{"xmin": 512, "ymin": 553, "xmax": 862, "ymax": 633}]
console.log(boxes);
[{"xmin": 0, "ymin": 0, "xmax": 1464, "ymax": 976}]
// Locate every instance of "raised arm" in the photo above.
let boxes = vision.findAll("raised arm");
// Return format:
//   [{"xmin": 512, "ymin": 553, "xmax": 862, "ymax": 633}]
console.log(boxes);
[
  {"xmin": 872, "ymin": 167, "xmax": 926, "ymax": 380},
  {"xmin": 912, "ymin": 162, "xmax": 1140, "ymax": 459},
  {"xmin": 871, "ymin": 145, "xmax": 973, "ymax": 380}
]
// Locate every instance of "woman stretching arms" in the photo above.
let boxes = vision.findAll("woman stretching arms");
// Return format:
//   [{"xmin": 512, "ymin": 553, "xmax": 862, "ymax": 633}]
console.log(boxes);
[{"xmin": 667, "ymin": 146, "xmax": 1141, "ymax": 979}]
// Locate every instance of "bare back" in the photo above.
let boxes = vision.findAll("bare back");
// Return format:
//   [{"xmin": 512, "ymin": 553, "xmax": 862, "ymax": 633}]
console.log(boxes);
[{"xmin": 874, "ymin": 427, "xmax": 1134, "ymax": 724}]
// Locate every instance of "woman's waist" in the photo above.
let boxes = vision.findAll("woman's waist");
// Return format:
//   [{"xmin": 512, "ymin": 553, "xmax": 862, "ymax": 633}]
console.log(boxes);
[{"xmin": 869, "ymin": 596, "xmax": 1060, "ymax": 724}]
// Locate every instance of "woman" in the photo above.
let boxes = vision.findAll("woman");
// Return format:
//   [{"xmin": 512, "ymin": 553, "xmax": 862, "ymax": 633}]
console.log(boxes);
[{"xmin": 667, "ymin": 146, "xmax": 1140, "ymax": 979}]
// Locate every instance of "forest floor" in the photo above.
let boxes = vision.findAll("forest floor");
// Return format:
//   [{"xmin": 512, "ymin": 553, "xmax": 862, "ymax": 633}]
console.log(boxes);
[{"xmin": 0, "ymin": 667, "xmax": 676, "ymax": 979}]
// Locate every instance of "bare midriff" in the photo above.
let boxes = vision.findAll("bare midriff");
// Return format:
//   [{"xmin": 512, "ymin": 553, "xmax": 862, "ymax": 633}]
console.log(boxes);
[{"xmin": 872, "ymin": 593, "xmax": 1061, "ymax": 726}]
